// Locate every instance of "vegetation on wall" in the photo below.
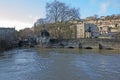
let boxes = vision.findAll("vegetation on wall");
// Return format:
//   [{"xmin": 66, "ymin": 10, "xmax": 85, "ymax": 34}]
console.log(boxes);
[{"xmin": 34, "ymin": 0, "xmax": 80, "ymax": 39}]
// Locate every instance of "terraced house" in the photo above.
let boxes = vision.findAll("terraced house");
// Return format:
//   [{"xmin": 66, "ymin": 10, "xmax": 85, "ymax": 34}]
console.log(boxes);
[{"xmin": 75, "ymin": 15, "xmax": 120, "ymax": 39}]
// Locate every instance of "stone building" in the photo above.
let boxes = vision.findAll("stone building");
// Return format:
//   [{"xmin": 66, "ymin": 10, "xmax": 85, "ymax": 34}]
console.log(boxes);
[
  {"xmin": 76, "ymin": 23, "xmax": 99, "ymax": 38},
  {"xmin": 0, "ymin": 27, "xmax": 18, "ymax": 49},
  {"xmin": 0, "ymin": 27, "xmax": 17, "ymax": 41}
]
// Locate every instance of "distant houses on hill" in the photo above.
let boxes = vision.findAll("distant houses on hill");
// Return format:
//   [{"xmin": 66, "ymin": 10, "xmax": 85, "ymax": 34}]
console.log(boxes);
[
  {"xmin": 72, "ymin": 16, "xmax": 120, "ymax": 39},
  {"xmin": 34, "ymin": 15, "xmax": 120, "ymax": 40}
]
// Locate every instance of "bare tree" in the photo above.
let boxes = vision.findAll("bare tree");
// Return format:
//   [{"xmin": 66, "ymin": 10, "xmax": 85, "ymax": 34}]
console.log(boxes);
[
  {"xmin": 45, "ymin": 0, "xmax": 80, "ymax": 39},
  {"xmin": 46, "ymin": 0, "xmax": 80, "ymax": 23}
]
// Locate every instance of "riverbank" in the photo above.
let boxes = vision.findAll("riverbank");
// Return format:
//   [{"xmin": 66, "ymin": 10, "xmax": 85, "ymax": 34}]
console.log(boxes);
[
  {"xmin": 37, "ymin": 38, "xmax": 120, "ymax": 50},
  {"xmin": 35, "ymin": 47, "xmax": 120, "ymax": 54},
  {"xmin": 78, "ymin": 39, "xmax": 120, "ymax": 50},
  {"xmin": 0, "ymin": 39, "xmax": 18, "ymax": 54},
  {"xmin": 0, "ymin": 48, "xmax": 15, "ymax": 54}
]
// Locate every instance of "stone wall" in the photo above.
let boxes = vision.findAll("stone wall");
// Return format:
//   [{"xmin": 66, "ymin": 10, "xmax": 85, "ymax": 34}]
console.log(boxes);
[
  {"xmin": 36, "ymin": 38, "xmax": 120, "ymax": 50},
  {"xmin": 79, "ymin": 39, "xmax": 120, "ymax": 49},
  {"xmin": 57, "ymin": 39, "xmax": 120, "ymax": 50}
]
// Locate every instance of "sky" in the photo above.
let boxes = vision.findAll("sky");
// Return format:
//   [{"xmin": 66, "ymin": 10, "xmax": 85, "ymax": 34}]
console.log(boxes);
[{"xmin": 0, "ymin": 0, "xmax": 120, "ymax": 31}]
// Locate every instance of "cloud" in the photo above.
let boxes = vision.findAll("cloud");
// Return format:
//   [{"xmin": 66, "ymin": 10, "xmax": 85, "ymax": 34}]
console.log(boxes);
[
  {"xmin": 98, "ymin": 2, "xmax": 110, "ymax": 15},
  {"xmin": 0, "ymin": 19, "xmax": 33, "ymax": 31},
  {"xmin": 100, "ymin": 3, "xmax": 109, "ymax": 13},
  {"xmin": 0, "ymin": 13, "xmax": 43, "ymax": 31},
  {"xmin": 28, "ymin": 15, "xmax": 41, "ymax": 22},
  {"xmin": 97, "ymin": 0, "xmax": 120, "ymax": 15}
]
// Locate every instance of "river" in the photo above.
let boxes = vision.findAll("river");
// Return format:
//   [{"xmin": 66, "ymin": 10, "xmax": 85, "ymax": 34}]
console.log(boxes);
[{"xmin": 0, "ymin": 48, "xmax": 120, "ymax": 80}]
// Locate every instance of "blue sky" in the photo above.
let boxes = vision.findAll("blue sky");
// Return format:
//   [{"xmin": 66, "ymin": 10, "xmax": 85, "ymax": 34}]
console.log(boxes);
[{"xmin": 0, "ymin": 0, "xmax": 120, "ymax": 30}]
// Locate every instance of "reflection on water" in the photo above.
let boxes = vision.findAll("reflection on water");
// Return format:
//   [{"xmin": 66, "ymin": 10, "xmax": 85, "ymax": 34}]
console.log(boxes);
[{"xmin": 0, "ymin": 48, "xmax": 120, "ymax": 80}]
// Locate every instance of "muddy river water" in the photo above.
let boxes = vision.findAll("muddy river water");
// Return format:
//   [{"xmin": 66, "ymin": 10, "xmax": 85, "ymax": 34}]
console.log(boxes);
[{"xmin": 0, "ymin": 48, "xmax": 120, "ymax": 80}]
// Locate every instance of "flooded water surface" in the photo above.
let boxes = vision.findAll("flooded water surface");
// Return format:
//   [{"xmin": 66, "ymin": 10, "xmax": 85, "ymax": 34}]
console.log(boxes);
[{"xmin": 0, "ymin": 48, "xmax": 120, "ymax": 80}]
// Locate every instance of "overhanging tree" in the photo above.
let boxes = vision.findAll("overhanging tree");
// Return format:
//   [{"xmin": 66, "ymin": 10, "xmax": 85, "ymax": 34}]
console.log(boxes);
[
  {"xmin": 46, "ymin": 0, "xmax": 80, "ymax": 23},
  {"xmin": 46, "ymin": 0, "xmax": 80, "ymax": 39},
  {"xmin": 34, "ymin": 0, "xmax": 80, "ymax": 39}
]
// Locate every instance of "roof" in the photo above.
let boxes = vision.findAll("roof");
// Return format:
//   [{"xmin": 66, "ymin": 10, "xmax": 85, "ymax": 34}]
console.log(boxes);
[{"xmin": 0, "ymin": 27, "xmax": 15, "ymax": 31}]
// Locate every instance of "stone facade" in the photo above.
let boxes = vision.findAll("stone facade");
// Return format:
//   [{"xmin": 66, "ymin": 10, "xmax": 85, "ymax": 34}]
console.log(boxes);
[
  {"xmin": 76, "ymin": 23, "xmax": 99, "ymax": 38},
  {"xmin": 74, "ymin": 17, "xmax": 120, "ymax": 39},
  {"xmin": 76, "ymin": 23, "xmax": 84, "ymax": 38},
  {"xmin": 0, "ymin": 27, "xmax": 17, "ymax": 50},
  {"xmin": 0, "ymin": 28, "xmax": 17, "ymax": 41}
]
